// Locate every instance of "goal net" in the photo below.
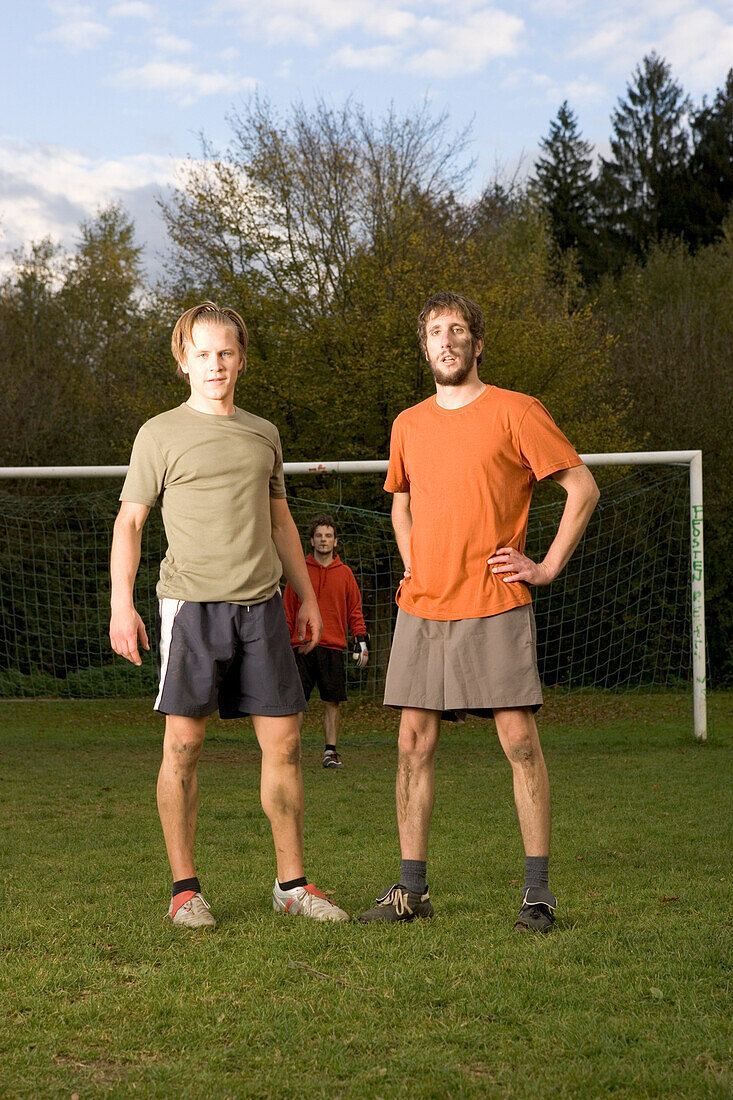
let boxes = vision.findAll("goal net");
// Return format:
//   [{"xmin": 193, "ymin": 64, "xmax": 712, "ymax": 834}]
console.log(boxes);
[{"xmin": 0, "ymin": 462, "xmax": 697, "ymax": 711}]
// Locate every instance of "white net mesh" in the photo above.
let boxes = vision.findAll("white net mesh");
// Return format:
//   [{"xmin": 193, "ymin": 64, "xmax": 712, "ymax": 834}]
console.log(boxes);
[{"xmin": 0, "ymin": 466, "xmax": 692, "ymax": 700}]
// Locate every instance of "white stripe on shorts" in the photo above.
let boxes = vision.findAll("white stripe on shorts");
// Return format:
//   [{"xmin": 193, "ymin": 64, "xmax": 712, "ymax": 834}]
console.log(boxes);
[{"xmin": 154, "ymin": 598, "xmax": 183, "ymax": 711}]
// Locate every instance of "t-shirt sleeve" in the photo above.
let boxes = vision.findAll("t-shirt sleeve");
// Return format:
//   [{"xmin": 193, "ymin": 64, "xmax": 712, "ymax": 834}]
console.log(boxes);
[
  {"xmin": 119, "ymin": 423, "xmax": 166, "ymax": 506},
  {"xmin": 384, "ymin": 417, "xmax": 409, "ymax": 494},
  {"xmin": 270, "ymin": 430, "xmax": 287, "ymax": 498},
  {"xmin": 346, "ymin": 569, "xmax": 367, "ymax": 637},
  {"xmin": 515, "ymin": 400, "xmax": 583, "ymax": 480}
]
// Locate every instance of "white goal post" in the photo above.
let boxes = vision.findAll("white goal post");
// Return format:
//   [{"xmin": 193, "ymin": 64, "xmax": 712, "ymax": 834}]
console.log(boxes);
[{"xmin": 0, "ymin": 450, "xmax": 706, "ymax": 742}]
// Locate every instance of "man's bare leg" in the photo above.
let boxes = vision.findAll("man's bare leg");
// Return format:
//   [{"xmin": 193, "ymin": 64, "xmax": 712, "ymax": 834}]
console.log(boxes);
[
  {"xmin": 157, "ymin": 714, "xmax": 207, "ymax": 881},
  {"xmin": 494, "ymin": 707, "xmax": 555, "ymax": 929},
  {"xmin": 323, "ymin": 700, "xmax": 340, "ymax": 748},
  {"xmin": 396, "ymin": 707, "xmax": 442, "ymax": 860},
  {"xmin": 252, "ymin": 713, "xmax": 304, "ymax": 884},
  {"xmin": 358, "ymin": 707, "xmax": 440, "ymax": 921},
  {"xmin": 493, "ymin": 707, "xmax": 551, "ymax": 855}
]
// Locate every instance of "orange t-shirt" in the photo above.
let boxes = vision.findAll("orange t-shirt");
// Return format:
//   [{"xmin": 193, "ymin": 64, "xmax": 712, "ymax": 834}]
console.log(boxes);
[{"xmin": 384, "ymin": 385, "xmax": 583, "ymax": 621}]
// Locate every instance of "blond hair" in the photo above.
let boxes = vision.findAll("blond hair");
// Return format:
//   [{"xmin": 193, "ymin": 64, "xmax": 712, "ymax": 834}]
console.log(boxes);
[{"xmin": 171, "ymin": 301, "xmax": 249, "ymax": 376}]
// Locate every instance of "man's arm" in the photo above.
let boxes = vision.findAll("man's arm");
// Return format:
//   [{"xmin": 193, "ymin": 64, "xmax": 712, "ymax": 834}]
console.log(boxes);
[
  {"xmin": 391, "ymin": 491, "xmax": 413, "ymax": 579},
  {"xmin": 346, "ymin": 571, "xmax": 369, "ymax": 668},
  {"xmin": 488, "ymin": 464, "xmax": 600, "ymax": 585},
  {"xmin": 270, "ymin": 497, "xmax": 322, "ymax": 653},
  {"xmin": 282, "ymin": 582, "xmax": 300, "ymax": 636},
  {"xmin": 110, "ymin": 501, "xmax": 151, "ymax": 665}
]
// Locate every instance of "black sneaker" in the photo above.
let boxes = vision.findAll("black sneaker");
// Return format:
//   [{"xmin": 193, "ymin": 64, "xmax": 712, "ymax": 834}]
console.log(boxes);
[
  {"xmin": 322, "ymin": 749, "xmax": 343, "ymax": 769},
  {"xmin": 358, "ymin": 883, "xmax": 434, "ymax": 922},
  {"xmin": 513, "ymin": 886, "xmax": 557, "ymax": 933}
]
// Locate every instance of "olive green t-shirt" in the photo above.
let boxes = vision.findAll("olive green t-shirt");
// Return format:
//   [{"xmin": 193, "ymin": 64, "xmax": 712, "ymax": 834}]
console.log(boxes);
[{"xmin": 120, "ymin": 403, "xmax": 287, "ymax": 604}]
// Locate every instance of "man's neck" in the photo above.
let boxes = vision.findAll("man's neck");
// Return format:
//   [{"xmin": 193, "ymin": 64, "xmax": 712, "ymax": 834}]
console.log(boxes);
[
  {"xmin": 186, "ymin": 394, "xmax": 236, "ymax": 416},
  {"xmin": 434, "ymin": 377, "xmax": 487, "ymax": 410},
  {"xmin": 313, "ymin": 550, "xmax": 335, "ymax": 566}
]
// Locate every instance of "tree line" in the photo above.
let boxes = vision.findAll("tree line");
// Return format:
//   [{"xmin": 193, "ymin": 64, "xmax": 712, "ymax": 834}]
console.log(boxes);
[{"xmin": 1, "ymin": 55, "xmax": 731, "ymax": 682}]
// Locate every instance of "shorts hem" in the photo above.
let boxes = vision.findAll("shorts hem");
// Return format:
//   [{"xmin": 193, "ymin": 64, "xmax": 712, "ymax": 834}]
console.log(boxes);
[
  {"xmin": 154, "ymin": 704, "xmax": 217, "ymax": 718},
  {"xmin": 382, "ymin": 697, "xmax": 544, "ymax": 716},
  {"xmin": 219, "ymin": 702, "xmax": 307, "ymax": 719}
]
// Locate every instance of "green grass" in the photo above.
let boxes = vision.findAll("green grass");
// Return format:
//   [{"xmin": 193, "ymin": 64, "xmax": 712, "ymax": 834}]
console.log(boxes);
[{"xmin": 0, "ymin": 693, "xmax": 731, "ymax": 1099}]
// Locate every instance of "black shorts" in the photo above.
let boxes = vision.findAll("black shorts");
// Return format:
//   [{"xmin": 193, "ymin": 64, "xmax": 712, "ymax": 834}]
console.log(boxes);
[
  {"xmin": 294, "ymin": 646, "xmax": 347, "ymax": 703},
  {"xmin": 155, "ymin": 593, "xmax": 307, "ymax": 719}
]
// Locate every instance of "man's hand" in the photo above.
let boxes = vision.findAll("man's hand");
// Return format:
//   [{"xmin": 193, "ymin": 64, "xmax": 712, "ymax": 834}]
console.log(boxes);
[
  {"xmin": 110, "ymin": 606, "xmax": 150, "ymax": 665},
  {"xmin": 487, "ymin": 547, "xmax": 554, "ymax": 586},
  {"xmin": 296, "ymin": 597, "xmax": 322, "ymax": 654},
  {"xmin": 352, "ymin": 636, "xmax": 369, "ymax": 669}
]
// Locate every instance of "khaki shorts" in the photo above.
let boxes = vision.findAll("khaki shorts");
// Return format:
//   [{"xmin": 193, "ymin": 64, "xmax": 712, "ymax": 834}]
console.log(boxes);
[{"xmin": 383, "ymin": 604, "xmax": 543, "ymax": 718}]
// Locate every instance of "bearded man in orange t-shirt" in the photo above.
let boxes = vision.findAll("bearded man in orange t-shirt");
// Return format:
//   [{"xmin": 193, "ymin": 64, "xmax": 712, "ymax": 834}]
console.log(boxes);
[{"xmin": 358, "ymin": 291, "xmax": 600, "ymax": 932}]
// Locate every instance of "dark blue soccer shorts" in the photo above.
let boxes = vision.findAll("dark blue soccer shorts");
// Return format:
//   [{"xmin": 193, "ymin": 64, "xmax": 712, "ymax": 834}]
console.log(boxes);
[{"xmin": 154, "ymin": 592, "xmax": 307, "ymax": 719}]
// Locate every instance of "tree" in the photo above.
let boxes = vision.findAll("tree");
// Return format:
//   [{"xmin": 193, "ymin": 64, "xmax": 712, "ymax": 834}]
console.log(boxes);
[
  {"xmin": 596, "ymin": 225, "xmax": 733, "ymax": 682},
  {"xmin": 686, "ymin": 69, "xmax": 733, "ymax": 247},
  {"xmin": 532, "ymin": 101, "xmax": 598, "ymax": 276},
  {"xmin": 160, "ymin": 98, "xmax": 626, "ymax": 513},
  {"xmin": 598, "ymin": 53, "xmax": 690, "ymax": 260},
  {"xmin": 0, "ymin": 205, "xmax": 165, "ymax": 468}
]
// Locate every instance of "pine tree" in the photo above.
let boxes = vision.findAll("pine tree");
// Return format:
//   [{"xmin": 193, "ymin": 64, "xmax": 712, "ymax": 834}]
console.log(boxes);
[
  {"xmin": 598, "ymin": 53, "xmax": 690, "ymax": 257},
  {"xmin": 687, "ymin": 68, "xmax": 733, "ymax": 247},
  {"xmin": 533, "ymin": 100, "xmax": 596, "ymax": 263}
]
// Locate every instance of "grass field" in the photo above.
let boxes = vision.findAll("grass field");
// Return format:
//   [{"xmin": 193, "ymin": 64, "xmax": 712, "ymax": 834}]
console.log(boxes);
[{"xmin": 0, "ymin": 692, "xmax": 731, "ymax": 1099}]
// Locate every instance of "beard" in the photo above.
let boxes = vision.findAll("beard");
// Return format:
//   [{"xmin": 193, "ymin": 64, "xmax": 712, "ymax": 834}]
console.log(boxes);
[{"xmin": 429, "ymin": 353, "xmax": 475, "ymax": 387}]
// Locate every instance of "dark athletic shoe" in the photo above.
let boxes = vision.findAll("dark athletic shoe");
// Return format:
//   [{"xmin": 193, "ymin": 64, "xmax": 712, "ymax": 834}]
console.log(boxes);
[
  {"xmin": 322, "ymin": 749, "xmax": 343, "ymax": 769},
  {"xmin": 358, "ymin": 883, "xmax": 434, "ymax": 923},
  {"xmin": 513, "ymin": 886, "xmax": 557, "ymax": 933}
]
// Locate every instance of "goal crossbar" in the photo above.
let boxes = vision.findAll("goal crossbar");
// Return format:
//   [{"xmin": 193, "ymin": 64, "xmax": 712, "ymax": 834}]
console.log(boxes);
[{"xmin": 0, "ymin": 450, "xmax": 706, "ymax": 741}]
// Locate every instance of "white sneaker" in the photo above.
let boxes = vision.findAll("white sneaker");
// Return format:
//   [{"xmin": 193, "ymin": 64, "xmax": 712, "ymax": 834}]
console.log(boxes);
[
  {"xmin": 167, "ymin": 892, "xmax": 217, "ymax": 928},
  {"xmin": 272, "ymin": 880, "xmax": 350, "ymax": 922}
]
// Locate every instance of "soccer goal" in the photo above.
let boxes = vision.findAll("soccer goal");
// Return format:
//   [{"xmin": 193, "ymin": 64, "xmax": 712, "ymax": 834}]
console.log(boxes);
[{"xmin": 0, "ymin": 451, "xmax": 706, "ymax": 741}]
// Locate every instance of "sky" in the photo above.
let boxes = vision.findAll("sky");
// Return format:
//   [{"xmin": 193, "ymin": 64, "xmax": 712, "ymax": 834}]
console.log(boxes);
[{"xmin": 2, "ymin": 0, "xmax": 732, "ymax": 279}]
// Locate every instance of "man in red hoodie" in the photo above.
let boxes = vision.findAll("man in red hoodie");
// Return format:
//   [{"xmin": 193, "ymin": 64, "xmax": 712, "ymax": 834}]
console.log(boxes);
[{"xmin": 283, "ymin": 513, "xmax": 368, "ymax": 768}]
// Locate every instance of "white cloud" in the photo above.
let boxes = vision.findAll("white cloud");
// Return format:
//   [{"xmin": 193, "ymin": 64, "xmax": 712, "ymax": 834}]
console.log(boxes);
[
  {"xmin": 220, "ymin": 0, "xmax": 523, "ymax": 73},
  {"xmin": 108, "ymin": 1, "xmax": 157, "ymax": 18},
  {"xmin": 153, "ymin": 32, "xmax": 194, "ymax": 54},
  {"xmin": 113, "ymin": 60, "xmax": 256, "ymax": 104},
  {"xmin": 0, "ymin": 137, "xmax": 179, "ymax": 275},
  {"xmin": 405, "ymin": 9, "xmax": 524, "ymax": 74},
  {"xmin": 660, "ymin": 8, "xmax": 733, "ymax": 91},
  {"xmin": 573, "ymin": 20, "xmax": 635, "ymax": 61},
  {"xmin": 332, "ymin": 44, "xmax": 400, "ymax": 70},
  {"xmin": 543, "ymin": 76, "xmax": 607, "ymax": 104},
  {"xmin": 46, "ymin": 2, "xmax": 112, "ymax": 51}
]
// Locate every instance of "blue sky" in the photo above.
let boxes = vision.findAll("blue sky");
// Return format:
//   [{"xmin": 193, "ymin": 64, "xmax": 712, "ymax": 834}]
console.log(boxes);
[{"xmin": 2, "ymin": 0, "xmax": 732, "ymax": 278}]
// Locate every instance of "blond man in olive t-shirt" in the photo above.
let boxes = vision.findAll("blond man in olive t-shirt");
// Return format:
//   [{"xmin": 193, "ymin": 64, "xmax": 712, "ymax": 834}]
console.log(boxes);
[
  {"xmin": 358, "ymin": 291, "xmax": 600, "ymax": 931},
  {"xmin": 110, "ymin": 302, "xmax": 349, "ymax": 928}
]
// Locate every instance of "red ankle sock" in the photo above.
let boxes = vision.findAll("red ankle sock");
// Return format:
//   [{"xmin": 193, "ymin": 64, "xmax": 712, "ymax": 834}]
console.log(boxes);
[{"xmin": 170, "ymin": 890, "xmax": 197, "ymax": 918}]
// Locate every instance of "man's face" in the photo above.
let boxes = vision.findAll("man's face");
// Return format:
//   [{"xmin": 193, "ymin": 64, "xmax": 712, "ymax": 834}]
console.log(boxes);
[
  {"xmin": 311, "ymin": 525, "xmax": 337, "ymax": 556},
  {"xmin": 424, "ymin": 309, "xmax": 482, "ymax": 386},
  {"xmin": 180, "ymin": 321, "xmax": 243, "ymax": 406}
]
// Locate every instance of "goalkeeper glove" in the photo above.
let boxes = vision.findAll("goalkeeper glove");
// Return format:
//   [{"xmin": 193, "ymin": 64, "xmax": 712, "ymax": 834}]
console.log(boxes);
[{"xmin": 352, "ymin": 634, "xmax": 369, "ymax": 669}]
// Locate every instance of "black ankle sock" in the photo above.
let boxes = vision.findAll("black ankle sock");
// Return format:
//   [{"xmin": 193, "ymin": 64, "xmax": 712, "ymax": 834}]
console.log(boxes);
[
  {"xmin": 278, "ymin": 876, "xmax": 308, "ymax": 891},
  {"xmin": 325, "ymin": 744, "xmax": 336, "ymax": 753},
  {"xmin": 172, "ymin": 876, "xmax": 201, "ymax": 898},
  {"xmin": 401, "ymin": 859, "xmax": 427, "ymax": 894},
  {"xmin": 524, "ymin": 856, "xmax": 549, "ymax": 891}
]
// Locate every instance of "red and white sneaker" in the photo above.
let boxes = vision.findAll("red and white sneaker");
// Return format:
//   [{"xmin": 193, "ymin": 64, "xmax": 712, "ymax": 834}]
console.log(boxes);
[
  {"xmin": 167, "ymin": 892, "xmax": 217, "ymax": 929},
  {"xmin": 272, "ymin": 880, "xmax": 350, "ymax": 922}
]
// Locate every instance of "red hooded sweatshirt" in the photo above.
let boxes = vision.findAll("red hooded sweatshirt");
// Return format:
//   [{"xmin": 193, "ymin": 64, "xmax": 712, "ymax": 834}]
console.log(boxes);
[{"xmin": 283, "ymin": 554, "xmax": 366, "ymax": 651}]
